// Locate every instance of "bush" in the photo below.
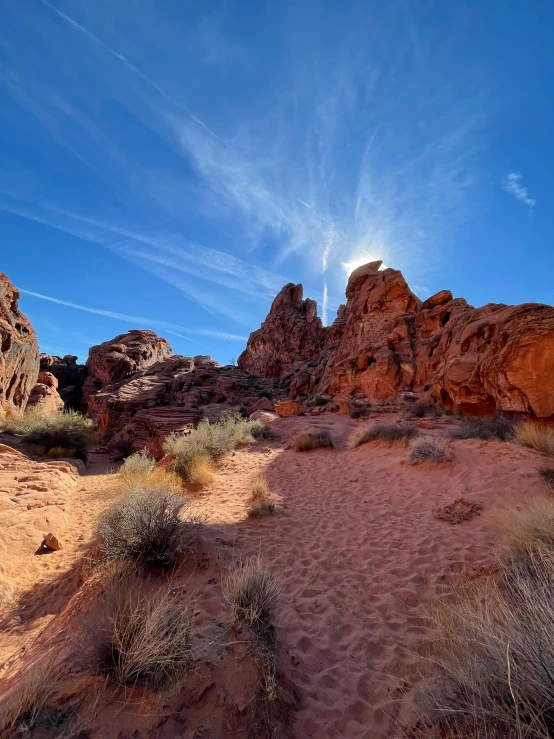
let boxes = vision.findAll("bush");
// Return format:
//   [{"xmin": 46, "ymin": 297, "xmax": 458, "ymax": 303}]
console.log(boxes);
[
  {"xmin": 95, "ymin": 484, "xmax": 201, "ymax": 568},
  {"xmin": 223, "ymin": 556, "xmax": 281, "ymax": 630},
  {"xmin": 350, "ymin": 405, "xmax": 370, "ymax": 419},
  {"xmin": 294, "ymin": 430, "xmax": 334, "ymax": 452},
  {"xmin": 249, "ymin": 422, "xmax": 276, "ymax": 440},
  {"xmin": 409, "ymin": 401, "xmax": 439, "ymax": 419},
  {"xmin": 121, "ymin": 450, "xmax": 156, "ymax": 480},
  {"xmin": 428, "ymin": 539, "xmax": 554, "ymax": 737},
  {"xmin": 313, "ymin": 396, "xmax": 330, "ymax": 407},
  {"xmin": 450, "ymin": 414, "xmax": 515, "ymax": 442},
  {"xmin": 164, "ymin": 414, "xmax": 269, "ymax": 483},
  {"xmin": 539, "ymin": 466, "xmax": 554, "ymax": 490},
  {"xmin": 0, "ymin": 654, "xmax": 56, "ymax": 733},
  {"xmin": 517, "ymin": 422, "xmax": 554, "ymax": 456},
  {"xmin": 2, "ymin": 409, "xmax": 94, "ymax": 462},
  {"xmin": 247, "ymin": 474, "xmax": 275, "ymax": 517},
  {"xmin": 257, "ymin": 390, "xmax": 273, "ymax": 400},
  {"xmin": 348, "ymin": 423, "xmax": 419, "ymax": 449},
  {"xmin": 95, "ymin": 578, "xmax": 193, "ymax": 689},
  {"xmin": 407, "ymin": 436, "xmax": 451, "ymax": 463}
]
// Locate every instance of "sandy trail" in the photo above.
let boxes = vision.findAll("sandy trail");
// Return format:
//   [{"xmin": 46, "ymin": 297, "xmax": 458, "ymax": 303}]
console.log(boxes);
[{"xmin": 0, "ymin": 416, "xmax": 551, "ymax": 738}]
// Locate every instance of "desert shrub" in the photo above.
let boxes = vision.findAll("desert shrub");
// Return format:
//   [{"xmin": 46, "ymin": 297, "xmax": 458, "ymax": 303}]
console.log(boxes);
[
  {"xmin": 429, "ymin": 541, "xmax": 554, "ymax": 738},
  {"xmin": 3, "ymin": 409, "xmax": 94, "ymax": 462},
  {"xmin": 223, "ymin": 556, "xmax": 281, "ymax": 630},
  {"xmin": 95, "ymin": 578, "xmax": 193, "ymax": 689},
  {"xmin": 517, "ymin": 422, "xmax": 554, "ymax": 456},
  {"xmin": 350, "ymin": 404, "xmax": 370, "ymax": 419},
  {"xmin": 443, "ymin": 408, "xmax": 455, "ymax": 416},
  {"xmin": 249, "ymin": 421, "xmax": 276, "ymax": 440},
  {"xmin": 0, "ymin": 655, "xmax": 56, "ymax": 733},
  {"xmin": 409, "ymin": 401, "xmax": 439, "ymax": 419},
  {"xmin": 164, "ymin": 414, "xmax": 267, "ymax": 482},
  {"xmin": 121, "ymin": 450, "xmax": 156, "ymax": 480},
  {"xmin": 450, "ymin": 414, "xmax": 515, "ymax": 442},
  {"xmin": 539, "ymin": 466, "xmax": 554, "ymax": 490},
  {"xmin": 348, "ymin": 423, "xmax": 419, "ymax": 449},
  {"xmin": 47, "ymin": 445, "xmax": 76, "ymax": 459},
  {"xmin": 95, "ymin": 484, "xmax": 201, "ymax": 568},
  {"xmin": 313, "ymin": 396, "xmax": 331, "ymax": 407},
  {"xmin": 407, "ymin": 435, "xmax": 451, "ymax": 463},
  {"xmin": 114, "ymin": 452, "xmax": 182, "ymax": 496},
  {"xmin": 247, "ymin": 474, "xmax": 275, "ymax": 518},
  {"xmin": 294, "ymin": 430, "xmax": 333, "ymax": 452},
  {"xmin": 257, "ymin": 390, "xmax": 273, "ymax": 400}
]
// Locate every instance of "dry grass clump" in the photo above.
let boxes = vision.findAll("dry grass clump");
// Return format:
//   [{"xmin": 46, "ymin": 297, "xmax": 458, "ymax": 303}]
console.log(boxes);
[
  {"xmin": 223, "ymin": 556, "xmax": 281, "ymax": 630},
  {"xmin": 427, "ymin": 499, "xmax": 554, "ymax": 737},
  {"xmin": 350, "ymin": 404, "xmax": 371, "ymax": 419},
  {"xmin": 95, "ymin": 484, "xmax": 201, "ymax": 568},
  {"xmin": 294, "ymin": 430, "xmax": 333, "ymax": 452},
  {"xmin": 0, "ymin": 654, "xmax": 56, "ymax": 733},
  {"xmin": 450, "ymin": 414, "xmax": 515, "ymax": 442},
  {"xmin": 112, "ymin": 451, "xmax": 183, "ymax": 496},
  {"xmin": 517, "ymin": 421, "xmax": 554, "ymax": 456},
  {"xmin": 2, "ymin": 409, "xmax": 95, "ymax": 462},
  {"xmin": 164, "ymin": 413, "xmax": 265, "ymax": 483},
  {"xmin": 539, "ymin": 466, "xmax": 554, "ymax": 490},
  {"xmin": 348, "ymin": 422, "xmax": 419, "ymax": 449},
  {"xmin": 247, "ymin": 474, "xmax": 276, "ymax": 518},
  {"xmin": 407, "ymin": 436, "xmax": 451, "ymax": 464},
  {"xmin": 409, "ymin": 401, "xmax": 440, "ymax": 419},
  {"xmin": 94, "ymin": 578, "xmax": 193, "ymax": 689}
]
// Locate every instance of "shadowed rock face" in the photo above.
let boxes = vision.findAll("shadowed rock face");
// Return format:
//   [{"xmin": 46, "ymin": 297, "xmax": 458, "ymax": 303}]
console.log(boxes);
[
  {"xmin": 82, "ymin": 330, "xmax": 172, "ymax": 408},
  {"xmin": 40, "ymin": 354, "xmax": 87, "ymax": 410},
  {"xmin": 238, "ymin": 283, "xmax": 324, "ymax": 378},
  {"xmin": 0, "ymin": 272, "xmax": 39, "ymax": 417},
  {"xmin": 240, "ymin": 261, "xmax": 554, "ymax": 417}
]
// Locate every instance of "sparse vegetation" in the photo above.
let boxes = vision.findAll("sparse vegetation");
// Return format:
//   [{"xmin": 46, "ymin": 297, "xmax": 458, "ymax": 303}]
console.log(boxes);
[
  {"xmin": 95, "ymin": 484, "xmax": 201, "ymax": 568},
  {"xmin": 115, "ymin": 450, "xmax": 183, "ymax": 495},
  {"xmin": 95, "ymin": 578, "xmax": 193, "ymax": 689},
  {"xmin": 2, "ymin": 409, "xmax": 95, "ymax": 462},
  {"xmin": 407, "ymin": 435, "xmax": 451, "ymax": 463},
  {"xmin": 0, "ymin": 653, "xmax": 56, "ymax": 734},
  {"xmin": 294, "ymin": 430, "xmax": 333, "ymax": 452},
  {"xmin": 350, "ymin": 404, "xmax": 370, "ymax": 419},
  {"xmin": 427, "ymin": 499, "xmax": 554, "ymax": 737},
  {"xmin": 450, "ymin": 414, "xmax": 515, "ymax": 442},
  {"xmin": 313, "ymin": 395, "xmax": 331, "ymax": 407},
  {"xmin": 163, "ymin": 413, "xmax": 267, "ymax": 483},
  {"xmin": 517, "ymin": 421, "xmax": 554, "ymax": 456},
  {"xmin": 539, "ymin": 466, "xmax": 554, "ymax": 490},
  {"xmin": 247, "ymin": 474, "xmax": 276, "ymax": 517},
  {"xmin": 348, "ymin": 423, "xmax": 419, "ymax": 448},
  {"xmin": 223, "ymin": 556, "xmax": 281, "ymax": 630},
  {"xmin": 409, "ymin": 401, "xmax": 440, "ymax": 419}
]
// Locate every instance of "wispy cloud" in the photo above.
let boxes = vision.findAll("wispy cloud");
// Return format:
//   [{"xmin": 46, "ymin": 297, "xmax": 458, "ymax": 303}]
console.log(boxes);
[
  {"xmin": 322, "ymin": 281, "xmax": 329, "ymax": 325},
  {"xmin": 503, "ymin": 172, "xmax": 536, "ymax": 211},
  {"xmin": 19, "ymin": 289, "xmax": 247, "ymax": 342}
]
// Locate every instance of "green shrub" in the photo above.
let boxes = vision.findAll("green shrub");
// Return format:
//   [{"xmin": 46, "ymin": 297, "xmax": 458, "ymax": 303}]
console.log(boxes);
[{"xmin": 3, "ymin": 409, "xmax": 94, "ymax": 461}]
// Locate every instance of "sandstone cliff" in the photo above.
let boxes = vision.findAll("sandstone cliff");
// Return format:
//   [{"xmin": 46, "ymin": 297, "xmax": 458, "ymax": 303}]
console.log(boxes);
[
  {"xmin": 0, "ymin": 272, "xmax": 39, "ymax": 417},
  {"xmin": 240, "ymin": 261, "xmax": 554, "ymax": 417}
]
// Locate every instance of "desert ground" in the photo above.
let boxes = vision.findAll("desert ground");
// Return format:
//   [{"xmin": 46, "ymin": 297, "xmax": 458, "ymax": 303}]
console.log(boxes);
[{"xmin": 1, "ymin": 411, "xmax": 551, "ymax": 739}]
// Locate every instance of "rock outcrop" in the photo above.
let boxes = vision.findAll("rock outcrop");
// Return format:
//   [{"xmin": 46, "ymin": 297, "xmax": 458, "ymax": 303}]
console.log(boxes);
[
  {"xmin": 238, "ymin": 283, "xmax": 324, "ymax": 378},
  {"xmin": 84, "ymin": 342, "xmax": 278, "ymax": 454},
  {"xmin": 241, "ymin": 261, "xmax": 554, "ymax": 418},
  {"xmin": 40, "ymin": 354, "xmax": 87, "ymax": 410},
  {"xmin": 27, "ymin": 371, "xmax": 65, "ymax": 414},
  {"xmin": 0, "ymin": 272, "xmax": 39, "ymax": 417},
  {"xmin": 82, "ymin": 330, "xmax": 172, "ymax": 407}
]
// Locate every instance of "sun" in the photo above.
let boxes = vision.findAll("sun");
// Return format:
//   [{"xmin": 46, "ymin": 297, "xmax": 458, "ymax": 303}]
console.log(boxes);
[{"xmin": 341, "ymin": 253, "xmax": 387, "ymax": 276}]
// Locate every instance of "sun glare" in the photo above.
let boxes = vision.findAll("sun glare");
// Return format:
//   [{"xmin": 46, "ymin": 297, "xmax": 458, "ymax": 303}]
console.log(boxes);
[{"xmin": 341, "ymin": 254, "xmax": 387, "ymax": 276}]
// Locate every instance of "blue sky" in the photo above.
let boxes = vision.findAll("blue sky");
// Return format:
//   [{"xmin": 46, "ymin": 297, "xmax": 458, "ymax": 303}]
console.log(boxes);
[{"xmin": 1, "ymin": 0, "xmax": 553, "ymax": 364}]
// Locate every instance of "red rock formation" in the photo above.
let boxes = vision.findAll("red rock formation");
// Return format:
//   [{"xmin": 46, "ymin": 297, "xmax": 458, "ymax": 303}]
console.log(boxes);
[
  {"xmin": 40, "ymin": 354, "xmax": 87, "ymax": 410},
  {"xmin": 238, "ymin": 283, "xmax": 324, "ymax": 378},
  {"xmin": 0, "ymin": 272, "xmax": 39, "ymax": 417},
  {"xmin": 27, "ymin": 371, "xmax": 65, "ymax": 414},
  {"xmin": 82, "ymin": 330, "xmax": 172, "ymax": 407},
  {"xmin": 244, "ymin": 261, "xmax": 554, "ymax": 418}
]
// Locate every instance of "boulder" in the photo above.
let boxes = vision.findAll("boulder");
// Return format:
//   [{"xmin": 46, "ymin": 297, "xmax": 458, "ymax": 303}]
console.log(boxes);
[
  {"xmin": 275, "ymin": 400, "xmax": 301, "ymax": 417},
  {"xmin": 27, "ymin": 371, "xmax": 64, "ymax": 414},
  {"xmin": 40, "ymin": 354, "xmax": 87, "ymax": 410},
  {"xmin": 0, "ymin": 272, "xmax": 40, "ymax": 417},
  {"xmin": 249, "ymin": 410, "xmax": 279, "ymax": 425},
  {"xmin": 82, "ymin": 330, "xmax": 172, "ymax": 407},
  {"xmin": 248, "ymin": 396, "xmax": 275, "ymax": 414}
]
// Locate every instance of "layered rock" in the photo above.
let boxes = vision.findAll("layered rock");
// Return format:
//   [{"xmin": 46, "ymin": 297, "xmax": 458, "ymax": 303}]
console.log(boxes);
[
  {"xmin": 242, "ymin": 261, "xmax": 554, "ymax": 417},
  {"xmin": 27, "ymin": 371, "xmax": 65, "ymax": 414},
  {"xmin": 85, "ymin": 346, "xmax": 277, "ymax": 454},
  {"xmin": 0, "ymin": 272, "xmax": 39, "ymax": 417},
  {"xmin": 238, "ymin": 283, "xmax": 324, "ymax": 378},
  {"xmin": 82, "ymin": 330, "xmax": 172, "ymax": 407},
  {"xmin": 40, "ymin": 354, "xmax": 87, "ymax": 410}
]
